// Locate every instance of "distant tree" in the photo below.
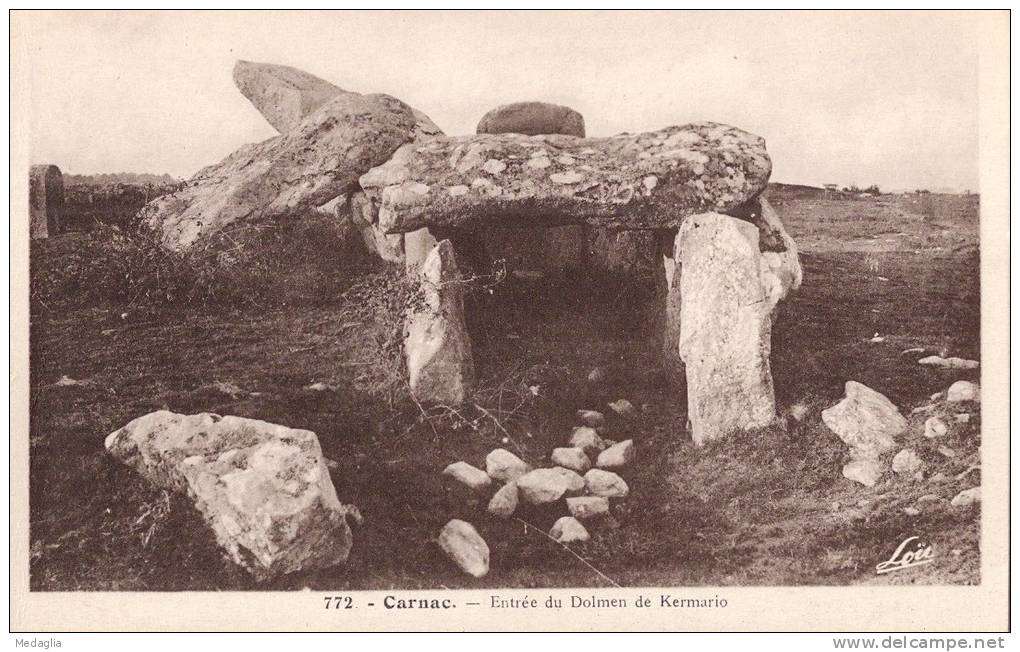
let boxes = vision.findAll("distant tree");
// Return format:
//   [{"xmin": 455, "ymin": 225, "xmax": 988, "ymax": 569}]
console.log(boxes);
[{"xmin": 864, "ymin": 184, "xmax": 881, "ymax": 195}]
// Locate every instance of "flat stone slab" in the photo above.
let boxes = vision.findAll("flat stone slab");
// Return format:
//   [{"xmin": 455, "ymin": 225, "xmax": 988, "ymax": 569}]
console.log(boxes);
[{"xmin": 359, "ymin": 121, "xmax": 772, "ymax": 234}]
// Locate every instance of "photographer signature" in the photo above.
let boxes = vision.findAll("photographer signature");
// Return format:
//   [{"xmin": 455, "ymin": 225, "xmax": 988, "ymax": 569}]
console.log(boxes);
[{"xmin": 875, "ymin": 536, "xmax": 934, "ymax": 575}]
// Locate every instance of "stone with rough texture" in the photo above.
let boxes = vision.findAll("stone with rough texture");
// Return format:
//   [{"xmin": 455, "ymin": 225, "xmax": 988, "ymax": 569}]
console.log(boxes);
[
  {"xmin": 405, "ymin": 240, "xmax": 475, "ymax": 404},
  {"xmin": 566, "ymin": 496, "xmax": 610, "ymax": 521},
  {"xmin": 487, "ymin": 482, "xmax": 519, "ymax": 519},
  {"xmin": 842, "ymin": 458, "xmax": 884, "ymax": 487},
  {"xmin": 359, "ymin": 122, "xmax": 773, "ymax": 234},
  {"xmin": 551, "ymin": 447, "xmax": 591, "ymax": 474},
  {"xmin": 550, "ymin": 516, "xmax": 590, "ymax": 543},
  {"xmin": 477, "ymin": 102, "xmax": 586, "ymax": 138},
  {"xmin": 485, "ymin": 448, "xmax": 531, "ymax": 483},
  {"xmin": 233, "ymin": 60, "xmax": 349, "ymax": 134},
  {"xmin": 516, "ymin": 467, "xmax": 586, "ymax": 505},
  {"xmin": 142, "ymin": 90, "xmax": 422, "ymax": 249},
  {"xmin": 104, "ymin": 410, "xmax": 356, "ymax": 580},
  {"xmin": 596, "ymin": 440, "xmax": 635, "ymax": 469},
  {"xmin": 443, "ymin": 461, "xmax": 492, "ymax": 493},
  {"xmin": 576, "ymin": 410, "xmax": 605, "ymax": 428},
  {"xmin": 822, "ymin": 381, "xmax": 906, "ymax": 459},
  {"xmin": 891, "ymin": 448, "xmax": 924, "ymax": 475},
  {"xmin": 918, "ymin": 356, "xmax": 979, "ymax": 370},
  {"xmin": 950, "ymin": 487, "xmax": 981, "ymax": 508},
  {"xmin": 924, "ymin": 416, "xmax": 949, "ymax": 439},
  {"xmin": 676, "ymin": 211, "xmax": 801, "ymax": 445},
  {"xmin": 583, "ymin": 469, "xmax": 629, "ymax": 498},
  {"xmin": 569, "ymin": 427, "xmax": 606, "ymax": 455},
  {"xmin": 438, "ymin": 519, "xmax": 489, "ymax": 577},
  {"xmin": 946, "ymin": 381, "xmax": 980, "ymax": 404},
  {"xmin": 608, "ymin": 399, "xmax": 636, "ymax": 417},
  {"xmin": 30, "ymin": 164, "xmax": 63, "ymax": 239}
]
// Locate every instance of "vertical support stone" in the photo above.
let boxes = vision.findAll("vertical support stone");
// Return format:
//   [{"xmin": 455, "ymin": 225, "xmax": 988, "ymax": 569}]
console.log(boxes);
[
  {"xmin": 405, "ymin": 239, "xmax": 475, "ymax": 404},
  {"xmin": 30, "ymin": 164, "xmax": 63, "ymax": 240},
  {"xmin": 674, "ymin": 212, "xmax": 788, "ymax": 445},
  {"xmin": 404, "ymin": 227, "xmax": 438, "ymax": 272},
  {"xmin": 657, "ymin": 228, "xmax": 684, "ymax": 387}
]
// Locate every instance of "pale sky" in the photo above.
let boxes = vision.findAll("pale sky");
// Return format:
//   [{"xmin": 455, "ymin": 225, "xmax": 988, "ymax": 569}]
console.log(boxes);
[{"xmin": 18, "ymin": 10, "xmax": 984, "ymax": 191}]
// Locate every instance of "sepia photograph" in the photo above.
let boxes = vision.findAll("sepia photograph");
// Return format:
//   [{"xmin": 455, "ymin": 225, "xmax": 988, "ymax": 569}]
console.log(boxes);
[{"xmin": 9, "ymin": 8, "xmax": 1009, "ymax": 633}]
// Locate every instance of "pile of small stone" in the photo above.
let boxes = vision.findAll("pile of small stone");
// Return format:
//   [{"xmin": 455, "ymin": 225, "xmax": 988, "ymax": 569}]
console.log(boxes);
[
  {"xmin": 437, "ymin": 399, "xmax": 637, "ymax": 577},
  {"xmin": 821, "ymin": 378, "xmax": 981, "ymax": 510}
]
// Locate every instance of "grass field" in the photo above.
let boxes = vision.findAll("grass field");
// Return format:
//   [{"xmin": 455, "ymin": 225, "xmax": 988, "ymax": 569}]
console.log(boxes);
[{"xmin": 28, "ymin": 191, "xmax": 981, "ymax": 590}]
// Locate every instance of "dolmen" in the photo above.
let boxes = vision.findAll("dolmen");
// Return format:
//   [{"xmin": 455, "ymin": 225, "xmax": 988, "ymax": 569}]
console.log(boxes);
[
  {"xmin": 136, "ymin": 60, "xmax": 802, "ymax": 445},
  {"xmin": 29, "ymin": 164, "xmax": 63, "ymax": 239}
]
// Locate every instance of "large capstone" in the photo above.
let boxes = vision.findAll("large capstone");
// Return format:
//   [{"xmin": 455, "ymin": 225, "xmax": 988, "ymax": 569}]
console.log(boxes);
[
  {"xmin": 673, "ymin": 203, "xmax": 801, "ymax": 445},
  {"xmin": 359, "ymin": 122, "xmax": 772, "ymax": 234},
  {"xmin": 29, "ymin": 164, "xmax": 63, "ymax": 239},
  {"xmin": 405, "ymin": 239, "xmax": 475, "ymax": 404},
  {"xmin": 104, "ymin": 410, "xmax": 357, "ymax": 581}
]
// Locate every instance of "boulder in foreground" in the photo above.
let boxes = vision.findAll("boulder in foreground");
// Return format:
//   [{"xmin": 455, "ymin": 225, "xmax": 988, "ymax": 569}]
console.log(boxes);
[
  {"xmin": 105, "ymin": 410, "xmax": 357, "ymax": 581},
  {"xmin": 438, "ymin": 519, "xmax": 490, "ymax": 577}
]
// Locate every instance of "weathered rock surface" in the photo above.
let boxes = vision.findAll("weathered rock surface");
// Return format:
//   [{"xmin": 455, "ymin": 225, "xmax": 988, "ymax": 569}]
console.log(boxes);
[
  {"xmin": 891, "ymin": 448, "xmax": 924, "ymax": 475},
  {"xmin": 924, "ymin": 416, "xmax": 949, "ymax": 439},
  {"xmin": 566, "ymin": 496, "xmax": 610, "ymax": 521},
  {"xmin": 516, "ymin": 467, "xmax": 586, "ymax": 505},
  {"xmin": 104, "ymin": 410, "xmax": 356, "ymax": 580},
  {"xmin": 596, "ymin": 440, "xmax": 635, "ymax": 469},
  {"xmin": 676, "ymin": 211, "xmax": 799, "ymax": 444},
  {"xmin": 822, "ymin": 382, "xmax": 906, "ymax": 459},
  {"xmin": 30, "ymin": 164, "xmax": 63, "ymax": 239},
  {"xmin": 918, "ymin": 355, "xmax": 979, "ymax": 370},
  {"xmin": 842, "ymin": 458, "xmax": 883, "ymax": 487},
  {"xmin": 584, "ymin": 469, "xmax": 629, "ymax": 498},
  {"xmin": 569, "ymin": 427, "xmax": 606, "ymax": 455},
  {"xmin": 485, "ymin": 448, "xmax": 531, "ymax": 483},
  {"xmin": 946, "ymin": 381, "xmax": 980, "ymax": 404},
  {"xmin": 443, "ymin": 461, "xmax": 492, "ymax": 493},
  {"xmin": 576, "ymin": 410, "xmax": 605, "ymax": 428},
  {"xmin": 142, "ymin": 91, "xmax": 422, "ymax": 249},
  {"xmin": 405, "ymin": 240, "xmax": 475, "ymax": 404},
  {"xmin": 551, "ymin": 447, "xmax": 591, "ymax": 474},
  {"xmin": 360, "ymin": 122, "xmax": 772, "ymax": 234},
  {"xmin": 438, "ymin": 519, "xmax": 489, "ymax": 577},
  {"xmin": 487, "ymin": 482, "xmax": 519, "ymax": 519},
  {"xmin": 233, "ymin": 60, "xmax": 348, "ymax": 134},
  {"xmin": 950, "ymin": 487, "xmax": 981, "ymax": 508},
  {"xmin": 550, "ymin": 516, "xmax": 590, "ymax": 543},
  {"xmin": 477, "ymin": 101, "xmax": 586, "ymax": 138}
]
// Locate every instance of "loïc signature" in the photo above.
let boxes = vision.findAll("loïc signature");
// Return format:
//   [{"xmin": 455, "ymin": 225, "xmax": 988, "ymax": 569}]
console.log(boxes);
[{"xmin": 875, "ymin": 536, "xmax": 935, "ymax": 574}]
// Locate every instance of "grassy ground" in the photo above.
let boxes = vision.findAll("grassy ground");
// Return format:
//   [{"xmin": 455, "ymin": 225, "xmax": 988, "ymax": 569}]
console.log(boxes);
[{"xmin": 28, "ymin": 192, "xmax": 981, "ymax": 590}]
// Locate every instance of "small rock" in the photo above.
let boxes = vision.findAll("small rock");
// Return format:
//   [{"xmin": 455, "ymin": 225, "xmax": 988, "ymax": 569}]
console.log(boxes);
[
  {"xmin": 930, "ymin": 472, "xmax": 949, "ymax": 483},
  {"xmin": 891, "ymin": 449, "xmax": 924, "ymax": 475},
  {"xmin": 608, "ymin": 399, "xmax": 636, "ymax": 417},
  {"xmin": 596, "ymin": 439, "xmax": 635, "ymax": 469},
  {"xmin": 918, "ymin": 356, "xmax": 980, "ymax": 370},
  {"xmin": 869, "ymin": 335, "xmax": 886, "ymax": 343},
  {"xmin": 551, "ymin": 447, "xmax": 591, "ymax": 474},
  {"xmin": 566, "ymin": 496, "xmax": 610, "ymax": 521},
  {"xmin": 516, "ymin": 467, "xmax": 585, "ymax": 505},
  {"xmin": 917, "ymin": 493, "xmax": 942, "ymax": 504},
  {"xmin": 937, "ymin": 445, "xmax": 956, "ymax": 458},
  {"xmin": 822, "ymin": 381, "xmax": 906, "ymax": 459},
  {"xmin": 901, "ymin": 347, "xmax": 927, "ymax": 357},
  {"xmin": 485, "ymin": 448, "xmax": 531, "ymax": 483},
  {"xmin": 903, "ymin": 507, "xmax": 921, "ymax": 516},
  {"xmin": 584, "ymin": 469, "xmax": 629, "ymax": 498},
  {"xmin": 946, "ymin": 381, "xmax": 980, "ymax": 404},
  {"xmin": 788, "ymin": 403, "xmax": 810, "ymax": 422},
  {"xmin": 569, "ymin": 427, "xmax": 606, "ymax": 455},
  {"xmin": 550, "ymin": 516, "xmax": 590, "ymax": 543},
  {"xmin": 955, "ymin": 465, "xmax": 980, "ymax": 480},
  {"xmin": 304, "ymin": 381, "xmax": 335, "ymax": 391},
  {"xmin": 54, "ymin": 375, "xmax": 87, "ymax": 386},
  {"xmin": 955, "ymin": 413, "xmax": 971, "ymax": 424},
  {"xmin": 443, "ymin": 462, "xmax": 492, "ymax": 493},
  {"xmin": 950, "ymin": 487, "xmax": 981, "ymax": 508},
  {"xmin": 587, "ymin": 367, "xmax": 607, "ymax": 384},
  {"xmin": 911, "ymin": 404, "xmax": 937, "ymax": 415},
  {"xmin": 438, "ymin": 519, "xmax": 489, "ymax": 577},
  {"xmin": 930, "ymin": 392, "xmax": 944, "ymax": 402},
  {"xmin": 576, "ymin": 409, "xmax": 605, "ymax": 428},
  {"xmin": 842, "ymin": 458, "xmax": 883, "ymax": 487},
  {"xmin": 487, "ymin": 482, "xmax": 519, "ymax": 519},
  {"xmin": 923, "ymin": 417, "xmax": 948, "ymax": 439}
]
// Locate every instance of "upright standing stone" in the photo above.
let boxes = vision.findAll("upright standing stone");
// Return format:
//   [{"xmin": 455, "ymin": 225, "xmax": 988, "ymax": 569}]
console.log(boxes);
[
  {"xmin": 233, "ymin": 60, "xmax": 348, "ymax": 133},
  {"xmin": 405, "ymin": 240, "xmax": 474, "ymax": 404},
  {"xmin": 675, "ymin": 211, "xmax": 797, "ymax": 445},
  {"xmin": 29, "ymin": 165, "xmax": 63, "ymax": 239}
]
